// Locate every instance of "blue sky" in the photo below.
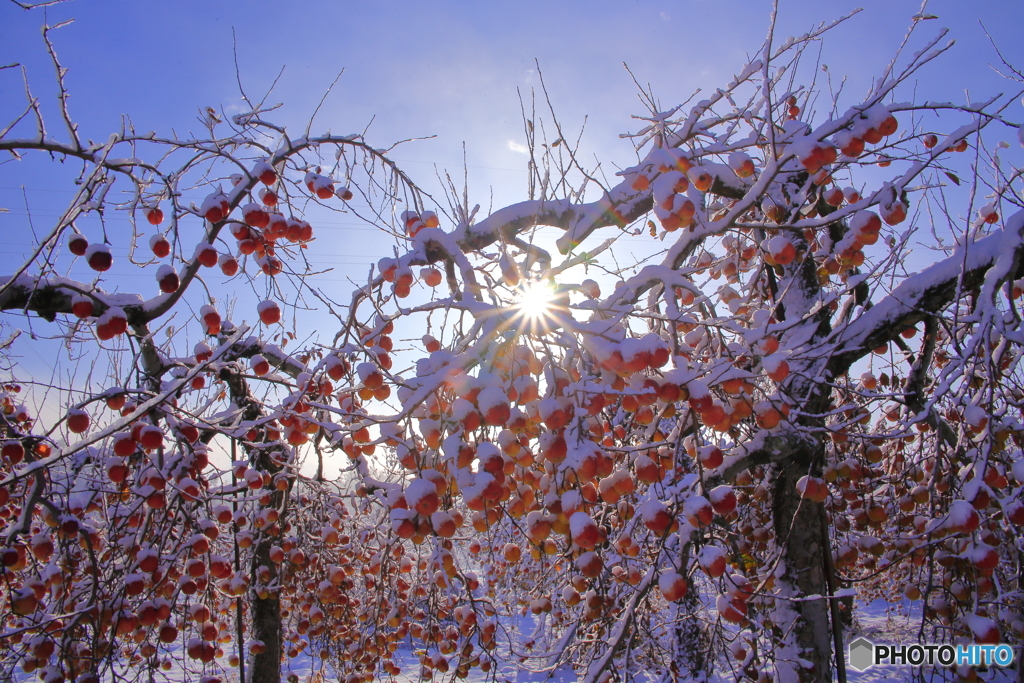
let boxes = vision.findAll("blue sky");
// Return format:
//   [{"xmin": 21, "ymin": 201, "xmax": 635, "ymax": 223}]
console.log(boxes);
[
  {"xmin": 5, "ymin": 1, "xmax": 1022, "ymax": 207},
  {"xmin": 1, "ymin": 0, "xmax": 1023, "ymax": 425}
]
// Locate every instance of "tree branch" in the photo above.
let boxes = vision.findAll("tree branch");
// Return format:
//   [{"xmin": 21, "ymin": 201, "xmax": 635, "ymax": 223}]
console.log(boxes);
[
  {"xmin": 826, "ymin": 209, "xmax": 1024, "ymax": 374},
  {"xmin": 581, "ymin": 565, "xmax": 656, "ymax": 683}
]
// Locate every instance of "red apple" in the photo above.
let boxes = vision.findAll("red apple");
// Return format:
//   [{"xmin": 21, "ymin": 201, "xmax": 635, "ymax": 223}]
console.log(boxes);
[
  {"xmin": 684, "ymin": 495, "xmax": 714, "ymax": 527},
  {"xmin": 157, "ymin": 265, "xmax": 179, "ymax": 293},
  {"xmin": 659, "ymin": 571, "xmax": 689, "ymax": 602},
  {"xmin": 717, "ymin": 594, "xmax": 749, "ymax": 623},
  {"xmin": 569, "ymin": 511, "xmax": 601, "ymax": 549},
  {"xmin": 71, "ymin": 295, "xmax": 94, "ymax": 319},
  {"xmin": 326, "ymin": 356, "xmax": 349, "ymax": 381},
  {"xmin": 113, "ymin": 432, "xmax": 136, "ymax": 456},
  {"xmin": 2, "ymin": 441, "xmax": 25, "ymax": 464},
  {"xmin": 709, "ymin": 485, "xmax": 737, "ymax": 515},
  {"xmin": 698, "ymin": 547, "xmax": 727, "ymax": 578},
  {"xmin": 195, "ymin": 243, "xmax": 218, "ymax": 268},
  {"xmin": 242, "ymin": 203, "xmax": 269, "ymax": 229},
  {"xmin": 251, "ymin": 355, "xmax": 270, "ymax": 376},
  {"xmin": 140, "ymin": 425, "xmax": 164, "ymax": 451},
  {"xmin": 576, "ymin": 551, "xmax": 603, "ymax": 578},
  {"xmin": 255, "ymin": 161, "xmax": 276, "ymax": 186},
  {"xmin": 150, "ymin": 234, "xmax": 171, "ymax": 258},
  {"xmin": 194, "ymin": 342, "xmax": 212, "ymax": 362},
  {"xmin": 218, "ymin": 254, "xmax": 239, "ymax": 276},
  {"xmin": 257, "ymin": 300, "xmax": 281, "ymax": 325},
  {"xmin": 421, "ymin": 268, "xmax": 443, "ymax": 287},
  {"xmin": 106, "ymin": 457, "xmax": 128, "ymax": 483},
  {"xmin": 200, "ymin": 305, "xmax": 221, "ymax": 335},
  {"xmin": 698, "ymin": 446, "xmax": 724, "ymax": 469},
  {"xmin": 259, "ymin": 187, "xmax": 279, "ymax": 207},
  {"xmin": 86, "ymin": 243, "xmax": 113, "ymax": 272},
  {"xmin": 641, "ymin": 500, "xmax": 673, "ymax": 535},
  {"xmin": 67, "ymin": 408, "xmax": 90, "ymax": 434},
  {"xmin": 200, "ymin": 192, "xmax": 229, "ymax": 223},
  {"xmin": 68, "ymin": 233, "xmax": 89, "ymax": 256}
]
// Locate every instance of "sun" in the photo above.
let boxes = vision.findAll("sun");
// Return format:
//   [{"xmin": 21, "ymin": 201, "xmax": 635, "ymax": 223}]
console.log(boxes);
[
  {"xmin": 516, "ymin": 280, "xmax": 557, "ymax": 319},
  {"xmin": 510, "ymin": 280, "xmax": 563, "ymax": 335}
]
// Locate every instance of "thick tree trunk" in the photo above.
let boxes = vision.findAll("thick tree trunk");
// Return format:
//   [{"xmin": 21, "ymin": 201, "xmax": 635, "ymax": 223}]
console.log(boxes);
[
  {"xmin": 249, "ymin": 451, "xmax": 288, "ymax": 683},
  {"xmin": 671, "ymin": 584, "xmax": 708, "ymax": 681},
  {"xmin": 220, "ymin": 364, "xmax": 286, "ymax": 683},
  {"xmin": 250, "ymin": 536, "xmax": 282, "ymax": 683},
  {"xmin": 770, "ymin": 452, "xmax": 832, "ymax": 683}
]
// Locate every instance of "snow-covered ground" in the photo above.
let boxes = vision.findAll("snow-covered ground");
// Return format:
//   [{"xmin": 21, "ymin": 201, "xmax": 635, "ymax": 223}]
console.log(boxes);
[
  {"xmin": 12, "ymin": 599, "xmax": 1018, "ymax": 682},
  {"xmin": 846, "ymin": 599, "xmax": 1016, "ymax": 683}
]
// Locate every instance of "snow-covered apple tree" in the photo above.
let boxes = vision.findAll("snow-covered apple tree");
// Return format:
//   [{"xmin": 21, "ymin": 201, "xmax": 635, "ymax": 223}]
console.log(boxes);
[{"xmin": 2, "ymin": 6, "xmax": 1024, "ymax": 683}]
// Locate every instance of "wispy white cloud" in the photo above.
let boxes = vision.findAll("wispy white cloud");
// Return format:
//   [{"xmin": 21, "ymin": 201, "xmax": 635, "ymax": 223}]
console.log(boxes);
[{"xmin": 507, "ymin": 140, "xmax": 529, "ymax": 155}]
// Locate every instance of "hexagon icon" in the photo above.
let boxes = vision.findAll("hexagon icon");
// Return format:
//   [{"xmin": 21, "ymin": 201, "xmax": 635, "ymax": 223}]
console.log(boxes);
[{"xmin": 847, "ymin": 637, "xmax": 874, "ymax": 672}]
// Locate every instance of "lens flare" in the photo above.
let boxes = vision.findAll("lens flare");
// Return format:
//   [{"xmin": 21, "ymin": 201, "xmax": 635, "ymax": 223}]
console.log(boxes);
[
  {"xmin": 510, "ymin": 280, "xmax": 564, "ymax": 335},
  {"xmin": 517, "ymin": 281, "xmax": 556, "ymax": 319}
]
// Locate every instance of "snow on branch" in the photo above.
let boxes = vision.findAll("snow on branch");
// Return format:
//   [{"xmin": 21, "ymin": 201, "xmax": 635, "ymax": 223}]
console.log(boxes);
[{"xmin": 828, "ymin": 209, "xmax": 1024, "ymax": 373}]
